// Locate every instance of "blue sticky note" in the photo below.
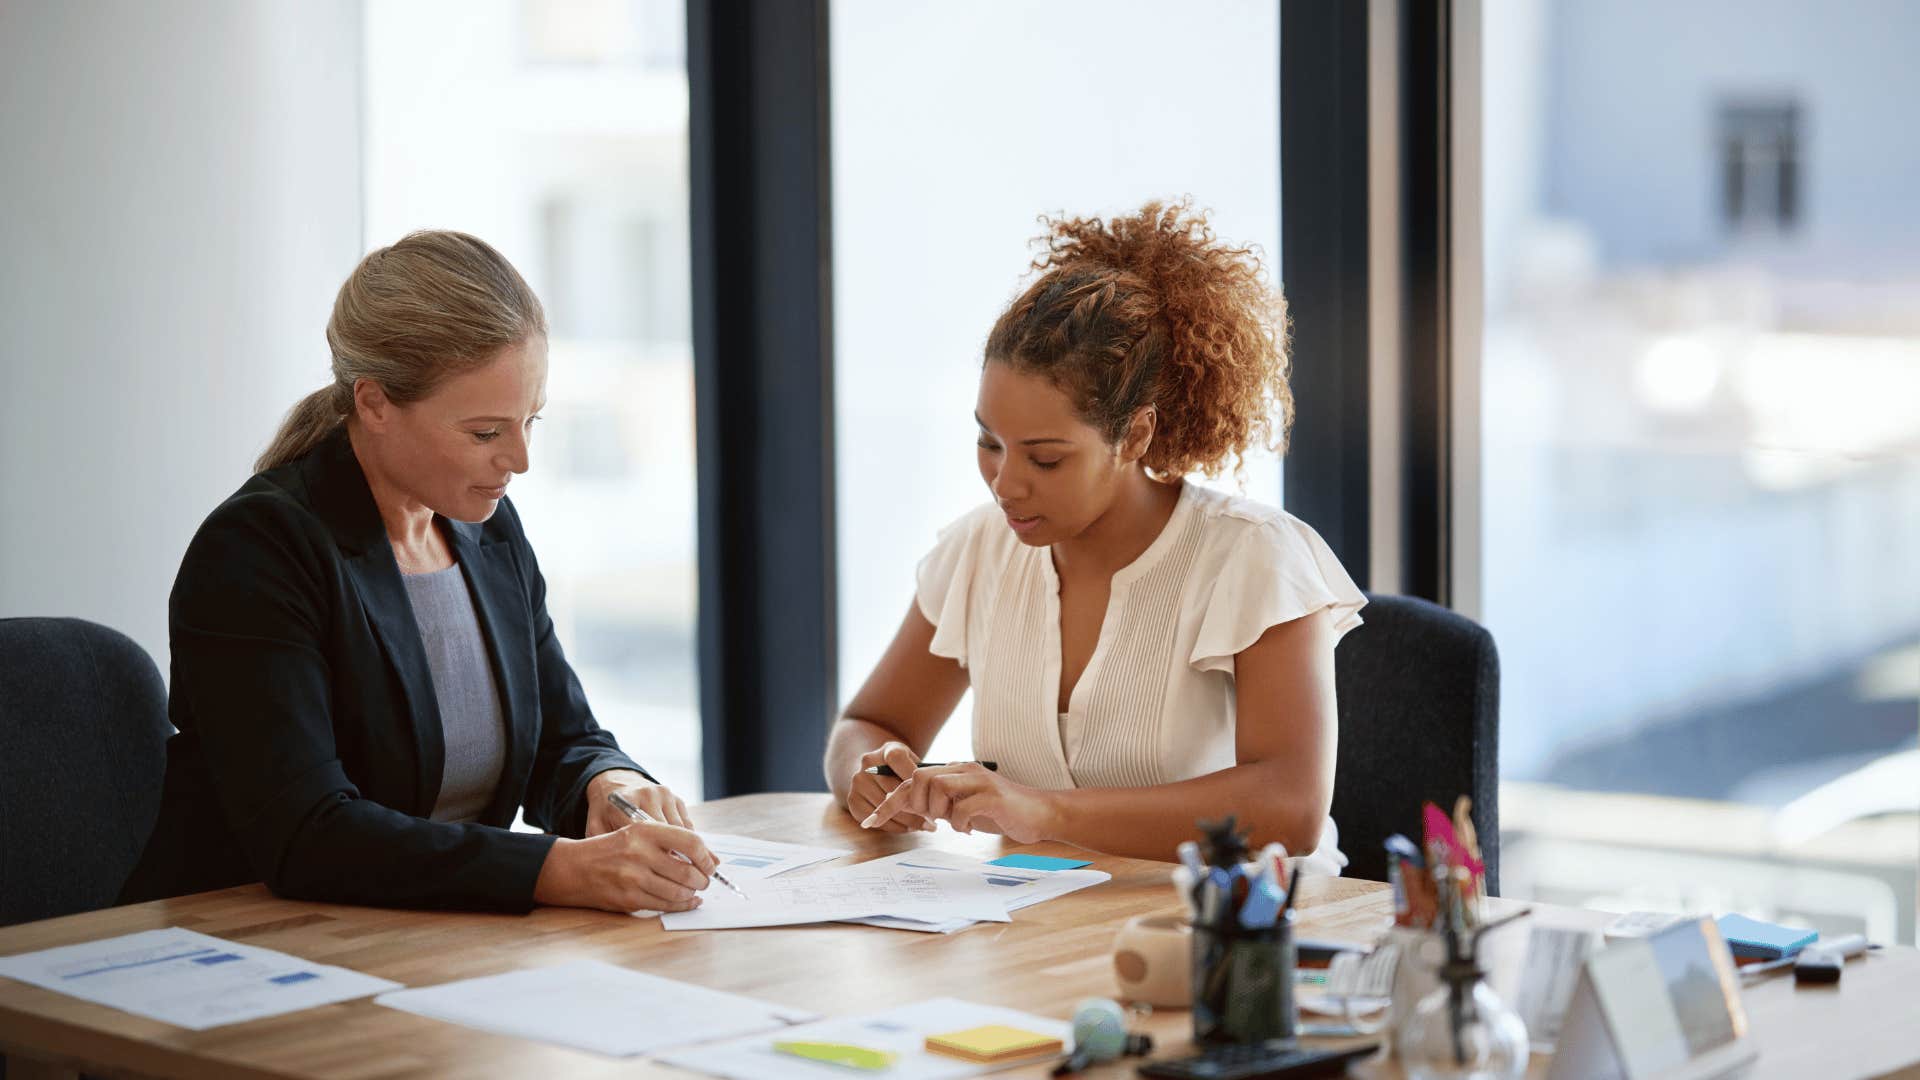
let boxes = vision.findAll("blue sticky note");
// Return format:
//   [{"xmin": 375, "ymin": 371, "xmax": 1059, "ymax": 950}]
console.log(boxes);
[
  {"xmin": 987, "ymin": 854, "xmax": 1091, "ymax": 871},
  {"xmin": 1716, "ymin": 914, "xmax": 1817, "ymax": 960}
]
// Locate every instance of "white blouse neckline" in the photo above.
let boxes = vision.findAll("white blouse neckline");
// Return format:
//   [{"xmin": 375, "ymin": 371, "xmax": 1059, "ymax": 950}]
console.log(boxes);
[{"xmin": 1040, "ymin": 481, "xmax": 1198, "ymax": 775}]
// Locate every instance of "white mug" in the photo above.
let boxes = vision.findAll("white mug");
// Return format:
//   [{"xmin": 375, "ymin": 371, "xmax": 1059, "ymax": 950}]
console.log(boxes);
[{"xmin": 1111, "ymin": 914, "xmax": 1192, "ymax": 1007}]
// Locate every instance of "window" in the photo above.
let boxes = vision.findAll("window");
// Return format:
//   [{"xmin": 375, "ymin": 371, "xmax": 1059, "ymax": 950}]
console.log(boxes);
[
  {"xmin": 363, "ymin": 0, "xmax": 702, "ymax": 798},
  {"xmin": 1718, "ymin": 99, "xmax": 1800, "ymax": 234},
  {"xmin": 831, "ymin": 0, "xmax": 1284, "ymax": 762},
  {"xmin": 1481, "ymin": 1, "xmax": 1920, "ymax": 943}
]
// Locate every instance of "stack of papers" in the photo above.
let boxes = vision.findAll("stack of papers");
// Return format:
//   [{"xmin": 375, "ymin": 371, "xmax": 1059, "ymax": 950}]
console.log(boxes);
[
  {"xmin": 841, "ymin": 850, "xmax": 1111, "ymax": 933},
  {"xmin": 656, "ymin": 848, "xmax": 1109, "ymax": 933},
  {"xmin": 657, "ymin": 997, "xmax": 1073, "ymax": 1080},
  {"xmin": 375, "ymin": 960, "xmax": 817, "ymax": 1056},
  {"xmin": 0, "ymin": 927, "xmax": 399, "ymax": 1030},
  {"xmin": 660, "ymin": 859, "xmax": 1014, "ymax": 930}
]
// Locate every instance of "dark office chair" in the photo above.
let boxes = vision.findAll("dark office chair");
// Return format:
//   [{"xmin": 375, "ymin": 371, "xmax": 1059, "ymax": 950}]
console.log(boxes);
[
  {"xmin": 0, "ymin": 617, "xmax": 170, "ymax": 927},
  {"xmin": 1330, "ymin": 593, "xmax": 1501, "ymax": 894}
]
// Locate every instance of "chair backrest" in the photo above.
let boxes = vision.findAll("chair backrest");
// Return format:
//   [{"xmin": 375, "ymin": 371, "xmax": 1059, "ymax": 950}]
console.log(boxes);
[
  {"xmin": 0, "ymin": 617, "xmax": 170, "ymax": 926},
  {"xmin": 1330, "ymin": 593, "xmax": 1501, "ymax": 894}
]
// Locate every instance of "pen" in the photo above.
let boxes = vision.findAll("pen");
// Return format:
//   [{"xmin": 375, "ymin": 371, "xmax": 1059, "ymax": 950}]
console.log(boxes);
[
  {"xmin": 864, "ymin": 760, "xmax": 999, "ymax": 779},
  {"xmin": 604, "ymin": 792, "xmax": 749, "ymax": 901}
]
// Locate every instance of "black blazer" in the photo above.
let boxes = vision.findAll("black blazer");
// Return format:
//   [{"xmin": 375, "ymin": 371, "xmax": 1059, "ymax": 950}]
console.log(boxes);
[{"xmin": 120, "ymin": 427, "xmax": 650, "ymax": 911}]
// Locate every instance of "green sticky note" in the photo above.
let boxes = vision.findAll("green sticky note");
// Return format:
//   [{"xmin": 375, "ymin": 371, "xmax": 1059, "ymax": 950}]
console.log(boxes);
[{"xmin": 773, "ymin": 1040, "xmax": 898, "ymax": 1071}]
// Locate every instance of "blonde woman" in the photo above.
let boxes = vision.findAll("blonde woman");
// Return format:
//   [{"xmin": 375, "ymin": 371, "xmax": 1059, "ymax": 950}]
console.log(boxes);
[{"xmin": 121, "ymin": 232, "xmax": 717, "ymax": 914}]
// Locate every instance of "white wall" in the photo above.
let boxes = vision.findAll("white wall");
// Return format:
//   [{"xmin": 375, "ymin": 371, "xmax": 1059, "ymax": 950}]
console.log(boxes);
[{"xmin": 0, "ymin": 1, "xmax": 364, "ymax": 673}]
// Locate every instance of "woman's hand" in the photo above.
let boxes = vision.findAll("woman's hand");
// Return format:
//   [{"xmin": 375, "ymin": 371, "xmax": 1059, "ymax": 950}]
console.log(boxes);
[
  {"xmin": 844, "ymin": 742, "xmax": 935, "ymax": 834},
  {"xmin": 860, "ymin": 763, "xmax": 1061, "ymax": 844},
  {"xmin": 533, "ymin": 822, "xmax": 719, "ymax": 913},
  {"xmin": 584, "ymin": 769, "xmax": 691, "ymax": 837}
]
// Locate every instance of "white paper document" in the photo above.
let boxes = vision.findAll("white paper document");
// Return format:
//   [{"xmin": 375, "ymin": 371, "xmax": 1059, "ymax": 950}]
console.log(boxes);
[
  {"xmin": 657, "ymin": 996, "xmax": 1073, "ymax": 1080},
  {"xmin": 0, "ymin": 927, "xmax": 400, "ymax": 1031},
  {"xmin": 375, "ymin": 960, "xmax": 817, "ymax": 1057},
  {"xmin": 659, "ymin": 862, "xmax": 1012, "ymax": 930},
  {"xmin": 701, "ymin": 832, "xmax": 851, "ymax": 880},
  {"xmin": 839, "ymin": 850, "xmax": 1111, "ymax": 933}
]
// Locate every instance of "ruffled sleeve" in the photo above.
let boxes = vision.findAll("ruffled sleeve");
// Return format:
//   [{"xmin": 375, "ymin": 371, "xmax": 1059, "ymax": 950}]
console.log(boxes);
[
  {"xmin": 914, "ymin": 505, "xmax": 992, "ymax": 667},
  {"xmin": 1188, "ymin": 516, "xmax": 1368, "ymax": 675}
]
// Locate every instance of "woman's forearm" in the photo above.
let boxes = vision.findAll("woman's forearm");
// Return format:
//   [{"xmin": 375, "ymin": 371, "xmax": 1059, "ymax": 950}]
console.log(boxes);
[{"xmin": 1044, "ymin": 760, "xmax": 1328, "ymax": 862}]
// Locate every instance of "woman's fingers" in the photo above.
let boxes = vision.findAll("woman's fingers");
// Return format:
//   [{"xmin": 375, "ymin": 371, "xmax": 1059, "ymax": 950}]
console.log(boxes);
[
  {"xmin": 851, "ymin": 773, "xmax": 929, "ymax": 832},
  {"xmin": 622, "ymin": 867, "xmax": 705, "ymax": 912},
  {"xmin": 626, "ymin": 822, "xmax": 715, "ymax": 886},
  {"xmin": 861, "ymin": 777, "xmax": 924, "ymax": 829},
  {"xmin": 879, "ymin": 742, "xmax": 920, "ymax": 778},
  {"xmin": 865, "ymin": 768, "xmax": 986, "ymax": 829},
  {"xmin": 670, "ymin": 794, "xmax": 693, "ymax": 829}
]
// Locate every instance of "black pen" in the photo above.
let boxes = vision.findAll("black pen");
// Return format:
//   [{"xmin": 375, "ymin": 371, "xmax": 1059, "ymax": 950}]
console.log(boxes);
[{"xmin": 863, "ymin": 760, "xmax": 999, "ymax": 779}]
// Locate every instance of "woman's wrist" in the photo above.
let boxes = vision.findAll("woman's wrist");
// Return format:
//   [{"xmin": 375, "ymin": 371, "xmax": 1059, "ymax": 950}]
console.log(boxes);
[
  {"xmin": 1038, "ymin": 788, "xmax": 1075, "ymax": 844},
  {"xmin": 587, "ymin": 768, "xmax": 648, "ymax": 802},
  {"xmin": 532, "ymin": 837, "xmax": 578, "ymax": 907}
]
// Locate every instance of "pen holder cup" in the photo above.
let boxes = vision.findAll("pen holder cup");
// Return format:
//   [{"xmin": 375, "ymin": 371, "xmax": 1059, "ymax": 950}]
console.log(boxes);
[{"xmin": 1190, "ymin": 911, "xmax": 1297, "ymax": 1045}]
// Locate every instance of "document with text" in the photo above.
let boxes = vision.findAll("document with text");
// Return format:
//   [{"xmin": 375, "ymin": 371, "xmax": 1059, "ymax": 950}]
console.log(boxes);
[{"xmin": 658, "ymin": 862, "xmax": 1012, "ymax": 930}]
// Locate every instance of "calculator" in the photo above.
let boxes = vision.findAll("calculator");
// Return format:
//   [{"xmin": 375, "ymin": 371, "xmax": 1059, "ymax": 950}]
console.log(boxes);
[{"xmin": 1136, "ymin": 1041, "xmax": 1379, "ymax": 1079}]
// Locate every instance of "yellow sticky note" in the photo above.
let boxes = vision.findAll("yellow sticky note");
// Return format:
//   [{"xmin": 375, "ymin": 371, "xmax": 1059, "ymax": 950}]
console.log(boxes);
[{"xmin": 923, "ymin": 1024, "xmax": 1063, "ymax": 1063}]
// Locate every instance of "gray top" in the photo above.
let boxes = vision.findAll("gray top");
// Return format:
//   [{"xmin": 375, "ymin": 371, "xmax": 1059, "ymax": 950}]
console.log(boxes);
[{"xmin": 402, "ymin": 565, "xmax": 508, "ymax": 824}]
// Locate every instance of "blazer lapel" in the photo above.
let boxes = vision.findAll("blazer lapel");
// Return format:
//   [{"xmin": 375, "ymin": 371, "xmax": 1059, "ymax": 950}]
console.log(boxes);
[
  {"xmin": 304, "ymin": 428, "xmax": 446, "ymax": 815},
  {"xmin": 343, "ymin": 545, "xmax": 447, "ymax": 816},
  {"xmin": 446, "ymin": 518, "xmax": 538, "ymax": 826}
]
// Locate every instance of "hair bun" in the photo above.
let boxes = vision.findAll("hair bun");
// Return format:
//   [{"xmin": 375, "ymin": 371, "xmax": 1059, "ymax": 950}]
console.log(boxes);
[{"xmin": 999, "ymin": 199, "xmax": 1291, "ymax": 478}]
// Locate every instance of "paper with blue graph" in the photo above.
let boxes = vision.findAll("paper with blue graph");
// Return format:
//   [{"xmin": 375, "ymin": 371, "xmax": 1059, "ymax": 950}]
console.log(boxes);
[
  {"xmin": 0, "ymin": 927, "xmax": 400, "ymax": 1030},
  {"xmin": 698, "ymin": 833, "xmax": 852, "ymax": 880}
]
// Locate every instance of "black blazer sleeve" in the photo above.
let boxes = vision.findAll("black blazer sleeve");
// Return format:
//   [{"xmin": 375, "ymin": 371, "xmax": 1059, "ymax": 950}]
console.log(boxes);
[
  {"xmin": 503, "ymin": 498, "xmax": 653, "ymax": 837},
  {"xmin": 171, "ymin": 496, "xmax": 556, "ymax": 912}
]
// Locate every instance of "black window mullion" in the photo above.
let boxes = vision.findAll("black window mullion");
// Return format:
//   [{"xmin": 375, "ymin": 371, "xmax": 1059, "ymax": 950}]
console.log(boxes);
[{"xmin": 687, "ymin": 0, "xmax": 836, "ymax": 797}]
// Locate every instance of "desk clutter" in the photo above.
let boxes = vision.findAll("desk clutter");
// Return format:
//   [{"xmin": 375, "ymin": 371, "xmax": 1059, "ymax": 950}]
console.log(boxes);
[{"xmin": 0, "ymin": 803, "xmax": 1896, "ymax": 1079}]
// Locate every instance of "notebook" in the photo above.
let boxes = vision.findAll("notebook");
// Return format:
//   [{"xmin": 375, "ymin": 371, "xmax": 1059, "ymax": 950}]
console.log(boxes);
[{"xmin": 1715, "ymin": 914, "xmax": 1818, "ymax": 960}]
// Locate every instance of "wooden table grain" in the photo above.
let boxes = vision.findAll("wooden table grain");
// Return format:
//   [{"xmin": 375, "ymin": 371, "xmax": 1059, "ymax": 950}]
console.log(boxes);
[{"xmin": 2, "ymin": 794, "xmax": 1916, "ymax": 1079}]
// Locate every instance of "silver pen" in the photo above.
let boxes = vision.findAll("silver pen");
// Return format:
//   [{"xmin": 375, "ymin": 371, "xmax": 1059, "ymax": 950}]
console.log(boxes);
[{"xmin": 605, "ymin": 792, "xmax": 749, "ymax": 901}]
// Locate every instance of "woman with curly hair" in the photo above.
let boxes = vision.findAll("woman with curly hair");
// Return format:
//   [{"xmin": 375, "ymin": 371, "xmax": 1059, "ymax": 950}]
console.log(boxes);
[{"xmin": 825, "ymin": 200, "xmax": 1364, "ymax": 870}]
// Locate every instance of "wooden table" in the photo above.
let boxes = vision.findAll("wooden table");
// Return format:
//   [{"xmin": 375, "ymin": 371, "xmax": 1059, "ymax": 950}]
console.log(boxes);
[{"xmin": 2, "ymin": 794, "xmax": 1917, "ymax": 1079}]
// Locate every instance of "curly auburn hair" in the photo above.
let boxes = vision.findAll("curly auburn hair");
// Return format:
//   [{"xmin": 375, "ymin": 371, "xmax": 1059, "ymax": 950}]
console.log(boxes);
[{"xmin": 984, "ymin": 198, "xmax": 1292, "ymax": 479}]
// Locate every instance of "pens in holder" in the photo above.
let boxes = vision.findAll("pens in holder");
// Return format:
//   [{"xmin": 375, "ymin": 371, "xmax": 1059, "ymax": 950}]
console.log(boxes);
[
  {"xmin": 864, "ymin": 760, "xmax": 999, "ymax": 779},
  {"xmin": 604, "ymin": 792, "xmax": 749, "ymax": 901}
]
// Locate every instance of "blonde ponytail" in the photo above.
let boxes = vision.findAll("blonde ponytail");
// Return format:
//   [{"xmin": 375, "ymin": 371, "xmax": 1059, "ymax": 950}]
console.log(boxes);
[
  {"xmin": 256, "ymin": 382, "xmax": 352, "ymax": 473},
  {"xmin": 255, "ymin": 230, "xmax": 546, "ymax": 474}
]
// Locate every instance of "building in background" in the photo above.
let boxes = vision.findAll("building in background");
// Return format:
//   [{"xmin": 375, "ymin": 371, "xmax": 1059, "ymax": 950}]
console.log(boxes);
[{"xmin": 1484, "ymin": 0, "xmax": 1920, "ymax": 943}]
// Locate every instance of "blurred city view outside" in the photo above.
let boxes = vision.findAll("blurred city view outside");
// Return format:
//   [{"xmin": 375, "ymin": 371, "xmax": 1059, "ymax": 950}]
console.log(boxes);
[
  {"xmin": 1483, "ymin": 0, "xmax": 1920, "ymax": 943},
  {"xmin": 363, "ymin": 0, "xmax": 704, "ymax": 800}
]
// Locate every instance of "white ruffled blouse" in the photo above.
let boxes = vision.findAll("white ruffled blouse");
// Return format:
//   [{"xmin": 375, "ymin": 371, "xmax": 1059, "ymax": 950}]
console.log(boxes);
[{"xmin": 915, "ymin": 481, "xmax": 1366, "ymax": 874}]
